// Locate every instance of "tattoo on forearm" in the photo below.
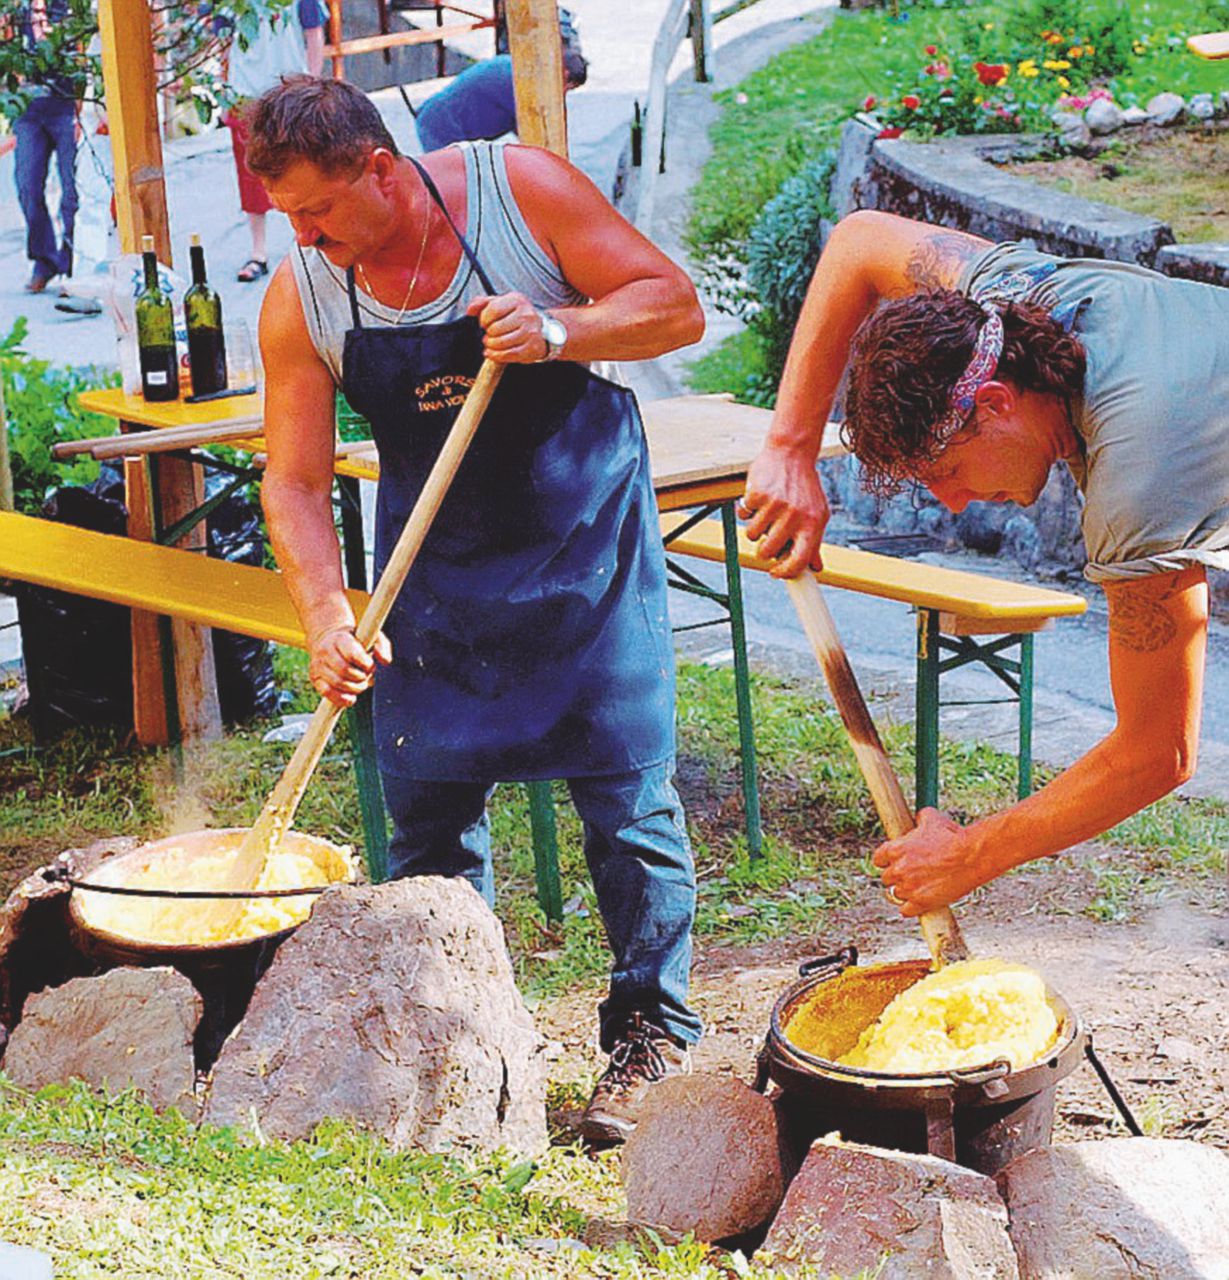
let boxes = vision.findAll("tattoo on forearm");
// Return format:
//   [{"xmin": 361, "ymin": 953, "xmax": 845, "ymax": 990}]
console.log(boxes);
[
  {"xmin": 905, "ymin": 232, "xmax": 987, "ymax": 291},
  {"xmin": 1109, "ymin": 587, "xmax": 1179, "ymax": 653}
]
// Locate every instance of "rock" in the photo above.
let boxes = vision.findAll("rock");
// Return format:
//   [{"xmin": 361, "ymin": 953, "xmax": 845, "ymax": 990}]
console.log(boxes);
[
  {"xmin": 4, "ymin": 966, "xmax": 201, "ymax": 1114},
  {"xmin": 1003, "ymin": 513, "xmax": 1042, "ymax": 572},
  {"xmin": 1188, "ymin": 93, "xmax": 1216, "ymax": 122},
  {"xmin": 955, "ymin": 502, "xmax": 1010, "ymax": 554},
  {"xmin": 0, "ymin": 1242, "xmax": 54, "ymax": 1280},
  {"xmin": 1146, "ymin": 92, "xmax": 1185, "ymax": 126},
  {"xmin": 622, "ymin": 1075, "xmax": 791, "ymax": 1243},
  {"xmin": 1221, "ymin": 91, "xmax": 1229, "ymax": 118},
  {"xmin": 1085, "ymin": 99, "xmax": 1124, "ymax": 135},
  {"xmin": 1121, "ymin": 106, "xmax": 1150, "ymax": 127},
  {"xmin": 761, "ymin": 1139, "xmax": 1018, "ymax": 1278},
  {"xmin": 1050, "ymin": 110, "xmax": 1091, "ymax": 149},
  {"xmin": 998, "ymin": 1137, "xmax": 1229, "ymax": 1278},
  {"xmin": 203, "ymin": 877, "xmax": 548, "ymax": 1156},
  {"xmin": 0, "ymin": 836, "xmax": 138, "ymax": 1035}
]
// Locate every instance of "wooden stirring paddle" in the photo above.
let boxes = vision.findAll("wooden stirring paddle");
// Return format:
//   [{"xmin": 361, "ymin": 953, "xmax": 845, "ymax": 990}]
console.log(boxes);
[
  {"xmin": 198, "ymin": 360, "xmax": 505, "ymax": 939},
  {"xmin": 786, "ymin": 573, "xmax": 970, "ymax": 968}
]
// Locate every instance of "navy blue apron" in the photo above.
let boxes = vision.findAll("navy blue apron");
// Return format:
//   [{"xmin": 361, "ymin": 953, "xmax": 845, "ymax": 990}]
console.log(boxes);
[{"xmin": 341, "ymin": 158, "xmax": 675, "ymax": 781}]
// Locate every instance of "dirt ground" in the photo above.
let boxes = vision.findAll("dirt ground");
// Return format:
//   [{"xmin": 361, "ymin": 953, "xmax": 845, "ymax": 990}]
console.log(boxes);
[{"xmin": 538, "ymin": 845, "xmax": 1229, "ymax": 1151}]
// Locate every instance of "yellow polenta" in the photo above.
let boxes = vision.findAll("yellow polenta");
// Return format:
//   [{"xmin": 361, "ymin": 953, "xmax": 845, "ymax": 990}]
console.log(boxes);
[
  {"xmin": 837, "ymin": 959, "xmax": 1060, "ymax": 1073},
  {"xmin": 79, "ymin": 846, "xmax": 337, "ymax": 946}
]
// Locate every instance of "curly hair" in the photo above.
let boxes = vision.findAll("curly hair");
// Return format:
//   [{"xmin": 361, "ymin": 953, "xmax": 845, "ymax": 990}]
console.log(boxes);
[{"xmin": 843, "ymin": 290, "xmax": 1086, "ymax": 497}]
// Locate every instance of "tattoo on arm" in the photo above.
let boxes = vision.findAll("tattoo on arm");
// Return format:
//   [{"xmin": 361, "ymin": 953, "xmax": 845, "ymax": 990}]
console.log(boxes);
[
  {"xmin": 1108, "ymin": 583, "xmax": 1180, "ymax": 653},
  {"xmin": 905, "ymin": 232, "xmax": 987, "ymax": 292}
]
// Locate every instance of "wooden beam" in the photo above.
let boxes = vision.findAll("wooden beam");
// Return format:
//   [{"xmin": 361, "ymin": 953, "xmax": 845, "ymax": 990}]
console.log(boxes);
[
  {"xmin": 323, "ymin": 19, "xmax": 493, "ymax": 60},
  {"xmin": 689, "ymin": 0, "xmax": 713, "ymax": 82},
  {"xmin": 97, "ymin": 0, "xmax": 170, "ymax": 258},
  {"xmin": 99, "ymin": 0, "xmax": 221, "ymax": 745},
  {"xmin": 505, "ymin": 0, "xmax": 567, "ymax": 156}
]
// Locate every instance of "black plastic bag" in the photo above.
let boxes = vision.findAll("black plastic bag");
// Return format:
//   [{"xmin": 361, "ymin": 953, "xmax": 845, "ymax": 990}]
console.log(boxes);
[{"xmin": 15, "ymin": 479, "xmax": 134, "ymax": 738}]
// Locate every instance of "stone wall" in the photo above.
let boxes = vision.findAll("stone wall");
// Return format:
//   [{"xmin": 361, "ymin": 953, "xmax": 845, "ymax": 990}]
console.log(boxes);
[{"xmin": 826, "ymin": 117, "xmax": 1229, "ymax": 610}]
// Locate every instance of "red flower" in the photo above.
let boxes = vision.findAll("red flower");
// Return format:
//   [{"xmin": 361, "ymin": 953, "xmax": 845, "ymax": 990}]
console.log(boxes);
[
  {"xmin": 877, "ymin": 126, "xmax": 904, "ymax": 139},
  {"xmin": 973, "ymin": 61, "xmax": 1009, "ymax": 86},
  {"xmin": 925, "ymin": 61, "xmax": 952, "ymax": 78},
  {"xmin": 863, "ymin": 94, "xmax": 877, "ymax": 110},
  {"xmin": 924, "ymin": 44, "xmax": 937, "ymax": 55},
  {"xmin": 902, "ymin": 94, "xmax": 921, "ymax": 109},
  {"xmin": 939, "ymin": 87, "xmax": 954, "ymax": 98}
]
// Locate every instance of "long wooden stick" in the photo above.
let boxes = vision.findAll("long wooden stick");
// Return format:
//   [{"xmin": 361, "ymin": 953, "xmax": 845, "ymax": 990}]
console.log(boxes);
[
  {"xmin": 199, "ymin": 361, "xmax": 504, "ymax": 936},
  {"xmin": 786, "ymin": 574, "xmax": 970, "ymax": 968}
]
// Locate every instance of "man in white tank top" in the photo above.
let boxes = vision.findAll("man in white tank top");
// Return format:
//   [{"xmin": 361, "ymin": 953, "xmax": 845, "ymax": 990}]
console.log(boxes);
[{"xmin": 245, "ymin": 76, "xmax": 708, "ymax": 1145}]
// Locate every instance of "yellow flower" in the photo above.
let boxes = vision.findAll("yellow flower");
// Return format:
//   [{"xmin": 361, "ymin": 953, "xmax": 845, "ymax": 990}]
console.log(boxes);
[
  {"xmin": 1043, "ymin": 58, "xmax": 1071, "ymax": 70},
  {"xmin": 1046, "ymin": 32, "xmax": 1065, "ymax": 44},
  {"xmin": 1069, "ymin": 46, "xmax": 1083, "ymax": 58},
  {"xmin": 1133, "ymin": 41, "xmax": 1145, "ymax": 53},
  {"xmin": 983, "ymin": 22, "xmax": 994, "ymax": 30},
  {"xmin": 974, "ymin": 95, "xmax": 984, "ymax": 104},
  {"xmin": 1057, "ymin": 75, "xmax": 1071, "ymax": 88},
  {"xmin": 1084, "ymin": 45, "xmax": 1094, "ymax": 56},
  {"xmin": 1018, "ymin": 59, "xmax": 1040, "ymax": 78}
]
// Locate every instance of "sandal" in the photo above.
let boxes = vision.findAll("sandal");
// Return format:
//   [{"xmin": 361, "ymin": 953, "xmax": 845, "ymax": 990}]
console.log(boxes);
[{"xmin": 236, "ymin": 257, "xmax": 268, "ymax": 283}]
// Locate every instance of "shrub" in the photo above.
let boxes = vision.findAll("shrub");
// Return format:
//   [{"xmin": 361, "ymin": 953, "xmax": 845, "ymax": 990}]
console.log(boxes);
[{"xmin": 2, "ymin": 318, "xmax": 118, "ymax": 513}]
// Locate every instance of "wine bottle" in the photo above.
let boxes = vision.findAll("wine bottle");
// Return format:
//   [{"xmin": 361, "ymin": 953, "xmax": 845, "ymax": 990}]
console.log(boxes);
[
  {"xmin": 135, "ymin": 234, "xmax": 179, "ymax": 402},
  {"xmin": 184, "ymin": 233, "xmax": 228, "ymax": 397}
]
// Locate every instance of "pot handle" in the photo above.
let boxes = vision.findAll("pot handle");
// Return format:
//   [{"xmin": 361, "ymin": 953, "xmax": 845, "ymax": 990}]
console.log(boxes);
[
  {"xmin": 946, "ymin": 1059, "xmax": 1011, "ymax": 1097},
  {"xmin": 798, "ymin": 945, "xmax": 858, "ymax": 979}
]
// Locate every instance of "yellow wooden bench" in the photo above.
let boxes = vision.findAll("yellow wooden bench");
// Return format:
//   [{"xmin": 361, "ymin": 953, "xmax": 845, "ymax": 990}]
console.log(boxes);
[
  {"xmin": 661, "ymin": 513, "xmax": 1087, "ymax": 806},
  {"xmin": 0, "ymin": 509, "xmax": 390, "ymax": 870}
]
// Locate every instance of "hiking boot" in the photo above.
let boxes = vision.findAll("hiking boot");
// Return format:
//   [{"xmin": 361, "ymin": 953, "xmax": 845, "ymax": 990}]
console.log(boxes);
[{"xmin": 579, "ymin": 1013, "xmax": 692, "ymax": 1144}]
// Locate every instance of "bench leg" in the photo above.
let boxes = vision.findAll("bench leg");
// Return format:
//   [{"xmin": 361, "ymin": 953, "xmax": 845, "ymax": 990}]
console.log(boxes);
[
  {"xmin": 721, "ymin": 502, "xmax": 763, "ymax": 858},
  {"xmin": 346, "ymin": 692, "xmax": 389, "ymax": 884},
  {"xmin": 1018, "ymin": 632, "xmax": 1034, "ymax": 800},
  {"xmin": 526, "ymin": 780, "xmax": 563, "ymax": 921},
  {"xmin": 915, "ymin": 608, "xmax": 940, "ymax": 810}
]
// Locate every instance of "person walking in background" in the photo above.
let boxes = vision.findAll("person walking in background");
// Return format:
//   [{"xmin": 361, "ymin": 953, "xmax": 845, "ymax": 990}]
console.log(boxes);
[
  {"xmin": 414, "ymin": 42, "xmax": 587, "ymax": 154},
  {"xmin": 223, "ymin": 0, "xmax": 328, "ymax": 283},
  {"xmin": 13, "ymin": 0, "xmax": 79, "ymax": 294}
]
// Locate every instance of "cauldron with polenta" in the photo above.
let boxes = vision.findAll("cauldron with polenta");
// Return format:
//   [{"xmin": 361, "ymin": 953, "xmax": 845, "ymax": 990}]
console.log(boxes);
[{"xmin": 756, "ymin": 946, "xmax": 1086, "ymax": 1176}]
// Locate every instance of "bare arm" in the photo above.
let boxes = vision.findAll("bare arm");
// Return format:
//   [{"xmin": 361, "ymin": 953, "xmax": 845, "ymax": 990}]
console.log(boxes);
[
  {"xmin": 259, "ymin": 261, "xmax": 389, "ymax": 705},
  {"xmin": 875, "ymin": 566, "xmax": 1208, "ymax": 914},
  {"xmin": 465, "ymin": 145, "xmax": 705, "ymax": 364},
  {"xmin": 743, "ymin": 211, "xmax": 991, "ymax": 577}
]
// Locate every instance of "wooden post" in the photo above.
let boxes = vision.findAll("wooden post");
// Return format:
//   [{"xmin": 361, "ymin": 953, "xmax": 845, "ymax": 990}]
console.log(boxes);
[
  {"xmin": 329, "ymin": 0, "xmax": 345, "ymax": 79},
  {"xmin": 98, "ymin": 0, "xmax": 222, "ymax": 745},
  {"xmin": 504, "ymin": 0, "xmax": 567, "ymax": 156},
  {"xmin": 689, "ymin": 0, "xmax": 713, "ymax": 82}
]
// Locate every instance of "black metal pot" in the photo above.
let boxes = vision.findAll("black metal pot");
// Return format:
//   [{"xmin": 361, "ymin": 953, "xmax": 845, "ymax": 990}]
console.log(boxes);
[{"xmin": 757, "ymin": 947, "xmax": 1087, "ymax": 1176}]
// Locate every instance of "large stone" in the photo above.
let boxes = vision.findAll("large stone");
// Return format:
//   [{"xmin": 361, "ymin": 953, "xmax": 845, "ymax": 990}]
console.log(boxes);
[
  {"xmin": 997, "ymin": 1137, "xmax": 1229, "ymax": 1278},
  {"xmin": 1146, "ymin": 93, "xmax": 1185, "ymax": 126},
  {"xmin": 4, "ymin": 966, "xmax": 201, "ymax": 1113},
  {"xmin": 1121, "ymin": 106, "xmax": 1150, "ymax": 127},
  {"xmin": 1188, "ymin": 94, "xmax": 1216, "ymax": 122},
  {"xmin": 1085, "ymin": 99, "xmax": 1125, "ymax": 136},
  {"xmin": 203, "ymin": 877, "xmax": 548, "ymax": 1156},
  {"xmin": 760, "ymin": 1139, "xmax": 1018, "ymax": 1278},
  {"xmin": 622, "ymin": 1075, "xmax": 791, "ymax": 1243},
  {"xmin": 1051, "ymin": 110, "xmax": 1092, "ymax": 150},
  {"xmin": 0, "ymin": 837, "xmax": 138, "ymax": 1038}
]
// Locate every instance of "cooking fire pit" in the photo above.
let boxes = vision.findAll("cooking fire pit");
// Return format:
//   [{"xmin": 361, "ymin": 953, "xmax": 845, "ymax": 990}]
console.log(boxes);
[{"xmin": 757, "ymin": 947, "xmax": 1088, "ymax": 1176}]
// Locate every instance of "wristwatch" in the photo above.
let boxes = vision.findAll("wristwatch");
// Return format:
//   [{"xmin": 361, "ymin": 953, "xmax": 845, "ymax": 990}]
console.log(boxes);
[{"xmin": 537, "ymin": 310, "xmax": 568, "ymax": 362}]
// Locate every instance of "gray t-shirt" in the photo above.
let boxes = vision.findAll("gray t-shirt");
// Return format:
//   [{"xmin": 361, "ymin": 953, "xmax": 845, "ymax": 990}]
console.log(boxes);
[{"xmin": 959, "ymin": 243, "xmax": 1229, "ymax": 584}]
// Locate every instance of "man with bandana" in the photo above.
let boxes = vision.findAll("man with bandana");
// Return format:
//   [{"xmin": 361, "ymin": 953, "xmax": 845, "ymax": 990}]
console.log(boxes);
[{"xmin": 740, "ymin": 210, "xmax": 1229, "ymax": 914}]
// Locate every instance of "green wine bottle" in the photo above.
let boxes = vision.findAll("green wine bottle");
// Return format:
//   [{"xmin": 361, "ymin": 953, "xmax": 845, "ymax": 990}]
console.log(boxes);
[
  {"xmin": 184, "ymin": 232, "xmax": 228, "ymax": 397},
  {"xmin": 136, "ymin": 234, "xmax": 179, "ymax": 402}
]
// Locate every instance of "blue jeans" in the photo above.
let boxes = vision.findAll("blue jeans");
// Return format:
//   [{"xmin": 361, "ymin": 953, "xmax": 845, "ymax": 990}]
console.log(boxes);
[
  {"xmin": 382, "ymin": 761, "xmax": 703, "ymax": 1051},
  {"xmin": 15, "ymin": 94, "xmax": 78, "ymax": 283}
]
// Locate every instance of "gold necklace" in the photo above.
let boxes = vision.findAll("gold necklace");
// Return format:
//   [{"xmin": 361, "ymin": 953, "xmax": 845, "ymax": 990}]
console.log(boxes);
[{"xmin": 357, "ymin": 178, "xmax": 434, "ymax": 325}]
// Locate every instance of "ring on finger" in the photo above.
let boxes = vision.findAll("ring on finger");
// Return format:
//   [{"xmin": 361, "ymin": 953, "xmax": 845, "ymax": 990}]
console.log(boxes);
[{"xmin": 886, "ymin": 885, "xmax": 904, "ymax": 907}]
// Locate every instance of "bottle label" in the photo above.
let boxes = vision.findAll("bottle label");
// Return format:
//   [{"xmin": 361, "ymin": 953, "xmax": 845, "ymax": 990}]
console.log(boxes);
[{"xmin": 147, "ymin": 371, "xmax": 169, "ymax": 385}]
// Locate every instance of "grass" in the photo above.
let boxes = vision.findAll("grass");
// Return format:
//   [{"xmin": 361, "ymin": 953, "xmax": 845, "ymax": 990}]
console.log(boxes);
[
  {"xmin": 2, "ymin": 655, "xmax": 1225, "ymax": 1274},
  {"xmin": 0, "ymin": 1080, "xmax": 885, "ymax": 1279},
  {"xmin": 1004, "ymin": 127, "xmax": 1229, "ymax": 243}
]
